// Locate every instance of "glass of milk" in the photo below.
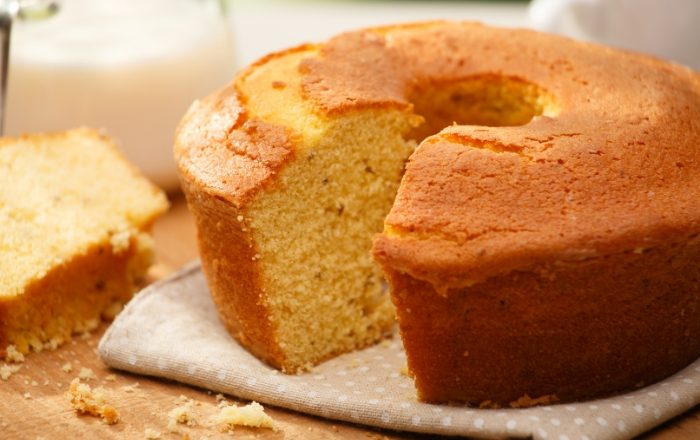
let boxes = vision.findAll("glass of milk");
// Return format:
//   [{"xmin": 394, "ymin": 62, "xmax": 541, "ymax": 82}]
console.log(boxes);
[{"xmin": 7, "ymin": 0, "xmax": 236, "ymax": 190}]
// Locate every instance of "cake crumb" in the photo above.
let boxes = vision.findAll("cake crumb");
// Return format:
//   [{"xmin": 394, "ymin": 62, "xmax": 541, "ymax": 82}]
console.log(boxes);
[
  {"xmin": 478, "ymin": 400, "xmax": 499, "ymax": 409},
  {"xmin": 179, "ymin": 394, "xmax": 189, "ymax": 402},
  {"xmin": 123, "ymin": 382, "xmax": 140, "ymax": 393},
  {"xmin": 144, "ymin": 428, "xmax": 161, "ymax": 439},
  {"xmin": 62, "ymin": 362, "xmax": 73, "ymax": 373},
  {"xmin": 5, "ymin": 345, "xmax": 24, "ymax": 363},
  {"xmin": 0, "ymin": 364, "xmax": 21, "ymax": 380},
  {"xmin": 211, "ymin": 401, "xmax": 276, "ymax": 432},
  {"xmin": 43, "ymin": 337, "xmax": 63, "ymax": 351},
  {"xmin": 23, "ymin": 392, "xmax": 31, "ymax": 399},
  {"xmin": 365, "ymin": 434, "xmax": 390, "ymax": 440},
  {"xmin": 214, "ymin": 392, "xmax": 230, "ymax": 408},
  {"xmin": 75, "ymin": 318, "xmax": 100, "ymax": 333},
  {"xmin": 509, "ymin": 393, "xmax": 558, "ymax": 408},
  {"xmin": 102, "ymin": 301, "xmax": 123, "ymax": 321},
  {"xmin": 69, "ymin": 378, "xmax": 120, "ymax": 425},
  {"xmin": 104, "ymin": 374, "xmax": 117, "ymax": 382},
  {"xmin": 167, "ymin": 400, "xmax": 197, "ymax": 432},
  {"xmin": 28, "ymin": 337, "xmax": 43, "ymax": 353},
  {"xmin": 78, "ymin": 367, "xmax": 96, "ymax": 380},
  {"xmin": 31, "ymin": 380, "xmax": 38, "ymax": 387},
  {"xmin": 110, "ymin": 228, "xmax": 134, "ymax": 254}
]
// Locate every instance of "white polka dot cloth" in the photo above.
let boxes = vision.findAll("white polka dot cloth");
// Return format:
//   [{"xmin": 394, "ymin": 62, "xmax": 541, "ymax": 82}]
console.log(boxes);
[{"xmin": 99, "ymin": 263, "xmax": 700, "ymax": 439}]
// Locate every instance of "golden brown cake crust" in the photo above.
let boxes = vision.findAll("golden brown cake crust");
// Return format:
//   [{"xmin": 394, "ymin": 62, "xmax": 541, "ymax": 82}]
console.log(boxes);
[
  {"xmin": 0, "ymin": 128, "xmax": 168, "ymax": 356},
  {"xmin": 176, "ymin": 20, "xmax": 700, "ymax": 402},
  {"xmin": 298, "ymin": 21, "xmax": 700, "ymax": 286},
  {"xmin": 359, "ymin": 22, "xmax": 700, "ymax": 404},
  {"xmin": 178, "ymin": 22, "xmax": 700, "ymax": 289},
  {"xmin": 0, "ymin": 241, "xmax": 137, "ymax": 354},
  {"xmin": 178, "ymin": 176, "xmax": 287, "ymax": 370},
  {"xmin": 175, "ymin": 79, "xmax": 297, "ymax": 370},
  {"xmin": 174, "ymin": 49, "xmax": 304, "ymax": 208},
  {"xmin": 385, "ymin": 235, "xmax": 700, "ymax": 405}
]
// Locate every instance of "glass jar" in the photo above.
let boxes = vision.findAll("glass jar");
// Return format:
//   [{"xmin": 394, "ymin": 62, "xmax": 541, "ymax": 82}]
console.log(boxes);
[{"xmin": 7, "ymin": 0, "xmax": 235, "ymax": 190}]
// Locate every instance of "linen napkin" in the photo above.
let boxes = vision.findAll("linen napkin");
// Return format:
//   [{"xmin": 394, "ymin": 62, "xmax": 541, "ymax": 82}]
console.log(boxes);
[{"xmin": 99, "ymin": 262, "xmax": 700, "ymax": 439}]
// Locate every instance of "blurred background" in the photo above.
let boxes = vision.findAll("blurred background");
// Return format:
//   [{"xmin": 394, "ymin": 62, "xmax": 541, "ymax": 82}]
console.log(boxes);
[{"xmin": 4, "ymin": 0, "xmax": 698, "ymax": 190}]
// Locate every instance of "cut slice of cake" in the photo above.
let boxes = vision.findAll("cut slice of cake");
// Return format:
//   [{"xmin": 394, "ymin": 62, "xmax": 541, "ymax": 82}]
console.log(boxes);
[
  {"xmin": 0, "ymin": 128, "xmax": 168, "ymax": 356},
  {"xmin": 176, "ymin": 46, "xmax": 419, "ymax": 372}
]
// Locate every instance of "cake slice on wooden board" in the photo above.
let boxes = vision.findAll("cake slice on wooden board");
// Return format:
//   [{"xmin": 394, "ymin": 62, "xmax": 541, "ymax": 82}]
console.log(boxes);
[{"xmin": 0, "ymin": 128, "xmax": 168, "ymax": 357}]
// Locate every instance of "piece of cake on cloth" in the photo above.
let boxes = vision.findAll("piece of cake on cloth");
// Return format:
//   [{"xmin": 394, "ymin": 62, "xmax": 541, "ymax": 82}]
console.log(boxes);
[{"xmin": 175, "ymin": 21, "xmax": 700, "ymax": 406}]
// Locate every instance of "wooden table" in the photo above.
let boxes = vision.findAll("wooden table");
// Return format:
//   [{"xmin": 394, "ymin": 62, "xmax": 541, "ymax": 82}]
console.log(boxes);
[{"xmin": 1, "ymin": 195, "xmax": 698, "ymax": 439}]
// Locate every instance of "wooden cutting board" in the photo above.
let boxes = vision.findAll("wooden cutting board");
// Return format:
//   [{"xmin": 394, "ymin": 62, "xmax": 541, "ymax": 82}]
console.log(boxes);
[{"xmin": 1, "ymin": 195, "xmax": 698, "ymax": 439}]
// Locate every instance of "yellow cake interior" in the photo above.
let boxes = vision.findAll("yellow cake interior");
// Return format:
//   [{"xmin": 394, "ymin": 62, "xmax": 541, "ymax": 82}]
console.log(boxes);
[
  {"xmin": 238, "ymin": 49, "xmax": 415, "ymax": 369},
  {"xmin": 233, "ymin": 46, "xmax": 556, "ymax": 371},
  {"xmin": 0, "ymin": 128, "xmax": 168, "ymax": 354}
]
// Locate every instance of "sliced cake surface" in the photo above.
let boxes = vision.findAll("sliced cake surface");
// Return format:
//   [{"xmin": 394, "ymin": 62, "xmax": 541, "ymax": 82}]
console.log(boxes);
[
  {"xmin": 0, "ymin": 128, "xmax": 168, "ymax": 354},
  {"xmin": 176, "ymin": 45, "xmax": 416, "ymax": 372}
]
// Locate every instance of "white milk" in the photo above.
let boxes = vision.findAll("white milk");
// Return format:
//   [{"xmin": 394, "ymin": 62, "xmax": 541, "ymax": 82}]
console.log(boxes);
[{"xmin": 7, "ymin": 0, "xmax": 235, "ymax": 189}]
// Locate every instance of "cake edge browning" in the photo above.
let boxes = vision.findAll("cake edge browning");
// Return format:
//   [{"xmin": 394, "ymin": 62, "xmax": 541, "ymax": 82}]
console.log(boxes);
[
  {"xmin": 0, "ymin": 128, "xmax": 169, "ymax": 357},
  {"xmin": 175, "ymin": 46, "xmax": 412, "ymax": 372},
  {"xmin": 378, "ymin": 233, "xmax": 700, "ymax": 406},
  {"xmin": 179, "ymin": 178, "xmax": 289, "ymax": 372},
  {"xmin": 358, "ymin": 22, "xmax": 700, "ymax": 405},
  {"xmin": 175, "ymin": 86, "xmax": 296, "ymax": 371},
  {"xmin": 0, "ymin": 219, "xmax": 161, "ymax": 358}
]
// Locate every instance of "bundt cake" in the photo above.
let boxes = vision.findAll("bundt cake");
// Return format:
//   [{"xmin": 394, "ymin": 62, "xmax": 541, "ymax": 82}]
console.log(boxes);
[
  {"xmin": 175, "ymin": 21, "xmax": 700, "ymax": 405},
  {"xmin": 0, "ymin": 128, "xmax": 168, "ymax": 356}
]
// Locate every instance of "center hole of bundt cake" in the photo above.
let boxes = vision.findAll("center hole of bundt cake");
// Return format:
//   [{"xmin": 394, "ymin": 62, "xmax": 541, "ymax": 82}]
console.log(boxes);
[{"xmin": 407, "ymin": 75, "xmax": 556, "ymax": 142}]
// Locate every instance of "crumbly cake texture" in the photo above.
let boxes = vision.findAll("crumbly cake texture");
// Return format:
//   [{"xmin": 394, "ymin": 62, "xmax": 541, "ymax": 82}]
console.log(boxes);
[
  {"xmin": 175, "ymin": 21, "xmax": 700, "ymax": 404},
  {"xmin": 144, "ymin": 428, "xmax": 161, "ymax": 439},
  {"xmin": 211, "ymin": 401, "xmax": 276, "ymax": 432},
  {"xmin": 167, "ymin": 400, "xmax": 197, "ymax": 432},
  {"xmin": 69, "ymin": 378, "xmax": 120, "ymax": 425},
  {"xmin": 4, "ymin": 344, "xmax": 24, "ymax": 363},
  {"xmin": 0, "ymin": 128, "xmax": 168, "ymax": 357},
  {"xmin": 0, "ymin": 363, "xmax": 20, "ymax": 380},
  {"xmin": 78, "ymin": 367, "xmax": 97, "ymax": 381}
]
